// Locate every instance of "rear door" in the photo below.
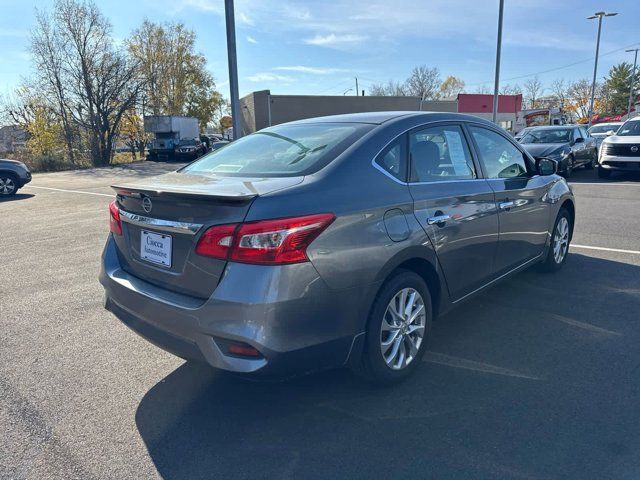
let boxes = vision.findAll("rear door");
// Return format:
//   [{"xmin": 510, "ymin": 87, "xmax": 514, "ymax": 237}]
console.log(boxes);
[
  {"xmin": 407, "ymin": 123, "xmax": 499, "ymax": 301},
  {"xmin": 466, "ymin": 124, "xmax": 552, "ymax": 275}
]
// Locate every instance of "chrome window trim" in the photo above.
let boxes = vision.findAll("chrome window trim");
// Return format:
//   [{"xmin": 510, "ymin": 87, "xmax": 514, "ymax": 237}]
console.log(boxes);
[
  {"xmin": 118, "ymin": 209, "xmax": 203, "ymax": 235},
  {"xmin": 370, "ymin": 119, "xmax": 489, "ymax": 186}
]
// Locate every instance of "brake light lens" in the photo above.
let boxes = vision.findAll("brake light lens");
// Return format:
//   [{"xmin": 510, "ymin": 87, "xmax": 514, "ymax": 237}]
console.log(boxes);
[
  {"xmin": 195, "ymin": 213, "xmax": 335, "ymax": 265},
  {"xmin": 109, "ymin": 200, "xmax": 122, "ymax": 235},
  {"xmin": 194, "ymin": 223, "xmax": 237, "ymax": 259}
]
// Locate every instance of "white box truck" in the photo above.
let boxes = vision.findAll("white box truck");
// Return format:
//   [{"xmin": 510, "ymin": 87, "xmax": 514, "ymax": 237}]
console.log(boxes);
[{"xmin": 144, "ymin": 116, "xmax": 206, "ymax": 161}]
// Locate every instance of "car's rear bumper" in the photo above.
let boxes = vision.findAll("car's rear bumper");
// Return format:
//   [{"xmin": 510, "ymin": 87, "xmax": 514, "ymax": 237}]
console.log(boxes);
[
  {"xmin": 99, "ymin": 235, "xmax": 364, "ymax": 379},
  {"xmin": 599, "ymin": 155, "xmax": 640, "ymax": 171}
]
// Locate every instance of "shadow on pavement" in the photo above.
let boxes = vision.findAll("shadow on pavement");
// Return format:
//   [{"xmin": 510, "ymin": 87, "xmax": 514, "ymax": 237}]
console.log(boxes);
[
  {"xmin": 0, "ymin": 193, "xmax": 35, "ymax": 203},
  {"xmin": 136, "ymin": 253, "xmax": 640, "ymax": 480}
]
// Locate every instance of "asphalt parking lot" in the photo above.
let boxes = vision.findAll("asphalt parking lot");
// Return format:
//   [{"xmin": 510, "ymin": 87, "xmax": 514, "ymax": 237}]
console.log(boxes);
[{"xmin": 2, "ymin": 163, "xmax": 640, "ymax": 479}]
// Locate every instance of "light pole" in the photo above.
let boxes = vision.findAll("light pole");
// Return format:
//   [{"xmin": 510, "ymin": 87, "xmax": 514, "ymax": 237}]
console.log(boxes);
[
  {"xmin": 492, "ymin": 0, "xmax": 504, "ymax": 124},
  {"xmin": 343, "ymin": 88, "xmax": 353, "ymax": 96},
  {"xmin": 626, "ymin": 48, "xmax": 639, "ymax": 119},
  {"xmin": 224, "ymin": 0, "xmax": 241, "ymax": 139},
  {"xmin": 586, "ymin": 11, "xmax": 617, "ymax": 128}
]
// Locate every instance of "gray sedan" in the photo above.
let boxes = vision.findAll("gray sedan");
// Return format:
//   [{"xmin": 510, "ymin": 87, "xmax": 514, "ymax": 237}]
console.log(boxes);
[
  {"xmin": 100, "ymin": 112, "xmax": 574, "ymax": 384},
  {"xmin": 0, "ymin": 159, "xmax": 32, "ymax": 196}
]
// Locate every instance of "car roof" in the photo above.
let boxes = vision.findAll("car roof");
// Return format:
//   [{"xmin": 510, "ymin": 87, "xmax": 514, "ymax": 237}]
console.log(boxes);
[
  {"xmin": 281, "ymin": 111, "xmax": 496, "ymax": 127},
  {"xmin": 527, "ymin": 125, "xmax": 577, "ymax": 130}
]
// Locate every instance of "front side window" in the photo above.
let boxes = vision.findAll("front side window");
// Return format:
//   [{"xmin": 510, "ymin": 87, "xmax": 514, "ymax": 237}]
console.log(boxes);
[
  {"xmin": 469, "ymin": 126, "xmax": 529, "ymax": 179},
  {"xmin": 374, "ymin": 136, "xmax": 407, "ymax": 182},
  {"xmin": 617, "ymin": 120, "xmax": 640, "ymax": 137},
  {"xmin": 181, "ymin": 122, "xmax": 373, "ymax": 177},
  {"xmin": 409, "ymin": 125, "xmax": 476, "ymax": 182}
]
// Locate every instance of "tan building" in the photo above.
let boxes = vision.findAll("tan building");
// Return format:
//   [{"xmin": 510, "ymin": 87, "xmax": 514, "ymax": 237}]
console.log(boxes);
[{"xmin": 239, "ymin": 90, "xmax": 457, "ymax": 135}]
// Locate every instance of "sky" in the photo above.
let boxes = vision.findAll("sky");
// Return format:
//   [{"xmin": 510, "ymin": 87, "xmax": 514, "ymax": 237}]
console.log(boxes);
[{"xmin": 0, "ymin": 0, "xmax": 638, "ymax": 101}]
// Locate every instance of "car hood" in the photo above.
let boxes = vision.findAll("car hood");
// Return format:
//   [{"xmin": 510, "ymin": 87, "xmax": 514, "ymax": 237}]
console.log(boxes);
[
  {"xmin": 113, "ymin": 171, "xmax": 304, "ymax": 200},
  {"xmin": 602, "ymin": 135, "xmax": 640, "ymax": 145},
  {"xmin": 520, "ymin": 143, "xmax": 568, "ymax": 158}
]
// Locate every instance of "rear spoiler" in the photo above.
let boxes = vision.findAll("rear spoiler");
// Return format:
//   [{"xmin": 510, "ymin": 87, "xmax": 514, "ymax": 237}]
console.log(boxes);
[{"xmin": 111, "ymin": 184, "xmax": 257, "ymax": 202}]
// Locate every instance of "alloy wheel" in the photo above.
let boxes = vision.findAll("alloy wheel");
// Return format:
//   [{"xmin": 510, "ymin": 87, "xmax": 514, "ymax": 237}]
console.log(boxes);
[
  {"xmin": 553, "ymin": 217, "xmax": 569, "ymax": 264},
  {"xmin": 0, "ymin": 176, "xmax": 16, "ymax": 195},
  {"xmin": 380, "ymin": 288, "xmax": 426, "ymax": 370}
]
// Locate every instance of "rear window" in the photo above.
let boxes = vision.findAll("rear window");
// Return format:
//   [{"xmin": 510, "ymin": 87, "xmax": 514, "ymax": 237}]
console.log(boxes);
[{"xmin": 181, "ymin": 122, "xmax": 372, "ymax": 177}]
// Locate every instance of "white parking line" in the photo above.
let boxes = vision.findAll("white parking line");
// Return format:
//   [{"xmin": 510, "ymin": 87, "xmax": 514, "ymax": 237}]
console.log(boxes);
[
  {"xmin": 424, "ymin": 352, "xmax": 542, "ymax": 380},
  {"xmin": 572, "ymin": 244, "xmax": 640, "ymax": 255},
  {"xmin": 25, "ymin": 185, "xmax": 113, "ymax": 197}
]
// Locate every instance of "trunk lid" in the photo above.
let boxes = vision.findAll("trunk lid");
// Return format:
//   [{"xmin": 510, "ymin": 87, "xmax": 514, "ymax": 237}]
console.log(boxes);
[{"xmin": 111, "ymin": 172, "xmax": 303, "ymax": 299}]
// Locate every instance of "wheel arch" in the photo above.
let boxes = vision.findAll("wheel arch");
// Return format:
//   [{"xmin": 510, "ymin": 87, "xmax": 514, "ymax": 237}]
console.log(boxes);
[{"xmin": 560, "ymin": 198, "xmax": 575, "ymax": 240}]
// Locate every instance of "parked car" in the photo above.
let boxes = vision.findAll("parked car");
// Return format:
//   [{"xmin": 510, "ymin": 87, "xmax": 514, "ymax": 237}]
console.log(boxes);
[
  {"xmin": 588, "ymin": 122, "xmax": 623, "ymax": 149},
  {"xmin": 519, "ymin": 125, "xmax": 598, "ymax": 178},
  {"xmin": 0, "ymin": 159, "xmax": 31, "ymax": 197},
  {"xmin": 514, "ymin": 126, "xmax": 533, "ymax": 142},
  {"xmin": 176, "ymin": 139, "xmax": 207, "ymax": 160},
  {"xmin": 100, "ymin": 112, "xmax": 574, "ymax": 384},
  {"xmin": 597, "ymin": 117, "xmax": 640, "ymax": 178},
  {"xmin": 210, "ymin": 140, "xmax": 230, "ymax": 151}
]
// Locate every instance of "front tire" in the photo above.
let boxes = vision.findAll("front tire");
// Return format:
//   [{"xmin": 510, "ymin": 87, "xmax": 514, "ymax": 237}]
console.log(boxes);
[
  {"xmin": 0, "ymin": 173, "xmax": 18, "ymax": 196},
  {"xmin": 355, "ymin": 270, "xmax": 433, "ymax": 385},
  {"xmin": 560, "ymin": 156, "xmax": 573, "ymax": 178},
  {"xmin": 584, "ymin": 150, "xmax": 597, "ymax": 169},
  {"xmin": 542, "ymin": 208, "xmax": 572, "ymax": 272}
]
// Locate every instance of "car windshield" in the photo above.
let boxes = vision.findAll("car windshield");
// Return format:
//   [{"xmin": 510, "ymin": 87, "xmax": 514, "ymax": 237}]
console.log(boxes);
[
  {"xmin": 521, "ymin": 129, "xmax": 572, "ymax": 144},
  {"xmin": 589, "ymin": 124, "xmax": 619, "ymax": 134},
  {"xmin": 181, "ymin": 122, "xmax": 372, "ymax": 177},
  {"xmin": 616, "ymin": 120, "xmax": 640, "ymax": 137}
]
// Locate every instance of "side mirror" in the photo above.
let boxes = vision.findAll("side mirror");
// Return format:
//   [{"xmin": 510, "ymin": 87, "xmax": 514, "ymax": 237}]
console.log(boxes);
[
  {"xmin": 606, "ymin": 130, "xmax": 616, "ymax": 136},
  {"xmin": 573, "ymin": 137, "xmax": 584, "ymax": 144},
  {"xmin": 536, "ymin": 157, "xmax": 557, "ymax": 176}
]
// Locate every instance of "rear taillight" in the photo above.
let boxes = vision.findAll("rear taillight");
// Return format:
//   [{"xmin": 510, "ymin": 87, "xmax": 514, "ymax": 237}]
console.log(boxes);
[
  {"xmin": 194, "ymin": 223, "xmax": 237, "ymax": 259},
  {"xmin": 109, "ymin": 200, "xmax": 122, "ymax": 235},
  {"xmin": 195, "ymin": 213, "xmax": 335, "ymax": 265}
]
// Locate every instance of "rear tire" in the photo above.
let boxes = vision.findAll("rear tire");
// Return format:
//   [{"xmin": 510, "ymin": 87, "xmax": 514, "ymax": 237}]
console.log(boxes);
[
  {"xmin": 355, "ymin": 270, "xmax": 433, "ymax": 385},
  {"xmin": 541, "ymin": 208, "xmax": 572, "ymax": 272},
  {"xmin": 598, "ymin": 166, "xmax": 611, "ymax": 178},
  {"xmin": 0, "ymin": 173, "xmax": 18, "ymax": 197}
]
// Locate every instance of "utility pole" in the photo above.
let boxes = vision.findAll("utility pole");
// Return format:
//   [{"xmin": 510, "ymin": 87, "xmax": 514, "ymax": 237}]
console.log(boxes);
[
  {"xmin": 224, "ymin": 0, "xmax": 241, "ymax": 139},
  {"xmin": 492, "ymin": 0, "xmax": 504, "ymax": 124},
  {"xmin": 587, "ymin": 11, "xmax": 617, "ymax": 128},
  {"xmin": 355, "ymin": 77, "xmax": 359, "ymax": 96},
  {"xmin": 626, "ymin": 48, "xmax": 639, "ymax": 119},
  {"xmin": 492, "ymin": 0, "xmax": 504, "ymax": 123}
]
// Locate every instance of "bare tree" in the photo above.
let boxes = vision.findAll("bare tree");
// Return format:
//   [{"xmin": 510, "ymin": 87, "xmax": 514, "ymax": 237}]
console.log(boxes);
[
  {"xmin": 404, "ymin": 65, "xmax": 441, "ymax": 99},
  {"xmin": 30, "ymin": 9, "xmax": 78, "ymax": 163},
  {"xmin": 550, "ymin": 78, "xmax": 569, "ymax": 110},
  {"xmin": 369, "ymin": 80, "xmax": 407, "ymax": 96},
  {"xmin": 28, "ymin": 0, "xmax": 141, "ymax": 167},
  {"xmin": 568, "ymin": 79, "xmax": 594, "ymax": 119},
  {"xmin": 474, "ymin": 84, "xmax": 492, "ymax": 94},
  {"xmin": 499, "ymin": 83, "xmax": 522, "ymax": 95},
  {"xmin": 523, "ymin": 77, "xmax": 543, "ymax": 109}
]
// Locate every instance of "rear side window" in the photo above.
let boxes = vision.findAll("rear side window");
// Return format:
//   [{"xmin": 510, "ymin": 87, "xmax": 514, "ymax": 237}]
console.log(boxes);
[
  {"xmin": 182, "ymin": 122, "xmax": 373, "ymax": 177},
  {"xmin": 409, "ymin": 125, "xmax": 476, "ymax": 182},
  {"xmin": 374, "ymin": 136, "xmax": 407, "ymax": 182},
  {"xmin": 469, "ymin": 126, "xmax": 529, "ymax": 179}
]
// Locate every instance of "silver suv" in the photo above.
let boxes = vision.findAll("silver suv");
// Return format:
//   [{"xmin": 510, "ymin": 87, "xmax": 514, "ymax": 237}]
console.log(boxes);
[{"xmin": 0, "ymin": 159, "xmax": 32, "ymax": 196}]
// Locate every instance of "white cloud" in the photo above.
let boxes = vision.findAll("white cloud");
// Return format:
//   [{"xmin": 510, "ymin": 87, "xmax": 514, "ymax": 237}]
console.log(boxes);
[
  {"xmin": 247, "ymin": 36, "xmax": 258, "ymax": 44},
  {"xmin": 274, "ymin": 66, "xmax": 348, "ymax": 75},
  {"xmin": 304, "ymin": 34, "xmax": 368, "ymax": 48},
  {"xmin": 246, "ymin": 73, "xmax": 296, "ymax": 83},
  {"xmin": 238, "ymin": 12, "xmax": 254, "ymax": 26}
]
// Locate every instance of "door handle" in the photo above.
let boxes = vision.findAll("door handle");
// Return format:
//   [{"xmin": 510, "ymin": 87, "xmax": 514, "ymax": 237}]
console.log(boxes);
[
  {"xmin": 499, "ymin": 201, "xmax": 515, "ymax": 211},
  {"xmin": 427, "ymin": 214, "xmax": 451, "ymax": 226}
]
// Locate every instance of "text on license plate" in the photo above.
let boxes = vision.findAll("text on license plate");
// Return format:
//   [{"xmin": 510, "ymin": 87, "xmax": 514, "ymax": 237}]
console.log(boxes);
[{"xmin": 140, "ymin": 230, "xmax": 172, "ymax": 267}]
